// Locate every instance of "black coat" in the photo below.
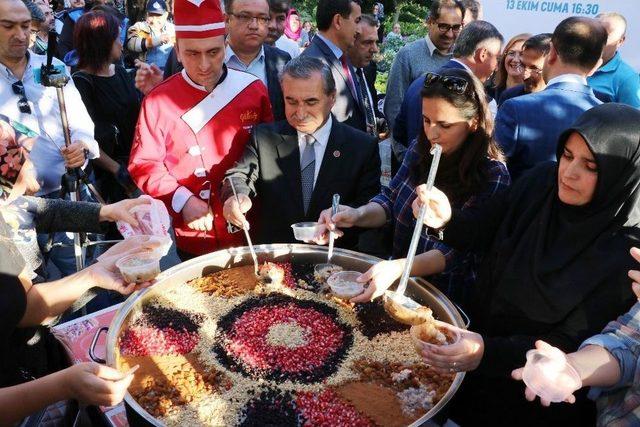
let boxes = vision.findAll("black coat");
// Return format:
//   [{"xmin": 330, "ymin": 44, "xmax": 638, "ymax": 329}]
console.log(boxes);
[
  {"xmin": 161, "ymin": 44, "xmax": 290, "ymax": 121},
  {"xmin": 222, "ymin": 118, "xmax": 380, "ymax": 247},
  {"xmin": 263, "ymin": 44, "xmax": 291, "ymax": 122},
  {"xmin": 302, "ymin": 36, "xmax": 367, "ymax": 132}
]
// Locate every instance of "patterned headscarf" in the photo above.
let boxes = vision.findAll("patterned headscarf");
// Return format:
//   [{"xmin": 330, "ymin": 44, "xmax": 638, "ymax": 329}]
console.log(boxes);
[
  {"xmin": 284, "ymin": 8, "xmax": 302, "ymax": 41},
  {"xmin": 0, "ymin": 115, "xmax": 36, "ymax": 202}
]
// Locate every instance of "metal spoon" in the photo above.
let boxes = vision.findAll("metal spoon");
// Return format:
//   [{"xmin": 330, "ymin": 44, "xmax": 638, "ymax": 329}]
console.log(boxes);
[
  {"xmin": 327, "ymin": 193, "xmax": 340, "ymax": 262},
  {"xmin": 227, "ymin": 178, "xmax": 259, "ymax": 276},
  {"xmin": 385, "ymin": 144, "xmax": 442, "ymax": 324}
]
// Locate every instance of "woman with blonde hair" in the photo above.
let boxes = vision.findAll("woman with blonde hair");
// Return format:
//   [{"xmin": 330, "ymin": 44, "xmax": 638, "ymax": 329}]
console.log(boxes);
[{"xmin": 490, "ymin": 33, "xmax": 531, "ymax": 101}]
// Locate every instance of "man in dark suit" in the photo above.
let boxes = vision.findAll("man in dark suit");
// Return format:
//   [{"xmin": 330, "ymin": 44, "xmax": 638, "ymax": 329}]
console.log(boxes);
[
  {"xmin": 496, "ymin": 17, "xmax": 606, "ymax": 180},
  {"xmin": 224, "ymin": 0, "xmax": 291, "ymax": 121},
  {"xmin": 301, "ymin": 0, "xmax": 367, "ymax": 133},
  {"xmin": 393, "ymin": 20, "xmax": 503, "ymax": 149},
  {"xmin": 221, "ymin": 56, "xmax": 381, "ymax": 247},
  {"xmin": 347, "ymin": 13, "xmax": 384, "ymax": 137}
]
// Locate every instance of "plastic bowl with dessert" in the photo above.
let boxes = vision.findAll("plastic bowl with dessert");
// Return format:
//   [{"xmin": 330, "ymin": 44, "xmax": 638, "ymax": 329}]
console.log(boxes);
[
  {"xmin": 327, "ymin": 270, "xmax": 365, "ymax": 299},
  {"xmin": 116, "ymin": 252, "xmax": 161, "ymax": 284},
  {"xmin": 410, "ymin": 319, "xmax": 460, "ymax": 352}
]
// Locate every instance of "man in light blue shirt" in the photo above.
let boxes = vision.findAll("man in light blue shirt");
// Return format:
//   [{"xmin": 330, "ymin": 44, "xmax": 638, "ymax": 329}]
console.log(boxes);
[
  {"xmin": 588, "ymin": 12, "xmax": 640, "ymax": 108},
  {"xmin": 224, "ymin": 0, "xmax": 291, "ymax": 121}
]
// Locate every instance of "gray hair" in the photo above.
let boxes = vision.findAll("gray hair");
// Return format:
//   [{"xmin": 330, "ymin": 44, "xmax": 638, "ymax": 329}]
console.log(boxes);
[
  {"xmin": 596, "ymin": 12, "xmax": 627, "ymax": 37},
  {"xmin": 359, "ymin": 13, "xmax": 378, "ymax": 28},
  {"xmin": 280, "ymin": 56, "xmax": 336, "ymax": 95},
  {"xmin": 453, "ymin": 20, "xmax": 503, "ymax": 58}
]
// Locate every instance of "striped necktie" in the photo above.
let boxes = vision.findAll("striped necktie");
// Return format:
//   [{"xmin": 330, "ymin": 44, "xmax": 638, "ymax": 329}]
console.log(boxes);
[{"xmin": 300, "ymin": 134, "xmax": 316, "ymax": 214}]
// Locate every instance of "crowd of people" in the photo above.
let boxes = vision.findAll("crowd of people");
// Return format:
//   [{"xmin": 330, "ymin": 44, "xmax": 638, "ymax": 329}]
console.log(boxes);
[{"xmin": 1, "ymin": 0, "xmax": 640, "ymax": 424}]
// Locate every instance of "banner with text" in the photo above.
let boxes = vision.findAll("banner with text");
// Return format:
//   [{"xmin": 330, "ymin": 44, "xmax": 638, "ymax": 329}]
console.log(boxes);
[{"xmin": 483, "ymin": 0, "xmax": 639, "ymax": 71}]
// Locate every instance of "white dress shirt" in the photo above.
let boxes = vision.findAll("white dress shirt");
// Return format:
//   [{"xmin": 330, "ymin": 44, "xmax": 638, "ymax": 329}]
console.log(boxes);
[
  {"xmin": 0, "ymin": 52, "xmax": 98, "ymax": 195},
  {"xmin": 547, "ymin": 73, "xmax": 589, "ymax": 86},
  {"xmin": 297, "ymin": 115, "xmax": 332, "ymax": 187},
  {"xmin": 225, "ymin": 44, "xmax": 267, "ymax": 86}
]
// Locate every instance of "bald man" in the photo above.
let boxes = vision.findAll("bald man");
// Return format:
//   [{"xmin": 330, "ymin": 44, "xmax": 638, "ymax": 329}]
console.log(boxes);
[{"xmin": 587, "ymin": 12, "xmax": 640, "ymax": 108}]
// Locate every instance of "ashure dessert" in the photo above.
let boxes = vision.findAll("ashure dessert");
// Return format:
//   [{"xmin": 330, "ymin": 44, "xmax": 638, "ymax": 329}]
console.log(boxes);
[
  {"xmin": 116, "ymin": 252, "xmax": 161, "ymax": 283},
  {"xmin": 117, "ymin": 262, "xmax": 456, "ymax": 426}
]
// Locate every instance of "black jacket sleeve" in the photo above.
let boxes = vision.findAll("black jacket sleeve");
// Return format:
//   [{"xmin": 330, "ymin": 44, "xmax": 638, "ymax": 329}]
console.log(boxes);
[
  {"xmin": 478, "ymin": 268, "xmax": 635, "ymax": 378},
  {"xmin": 27, "ymin": 197, "xmax": 106, "ymax": 234},
  {"xmin": 220, "ymin": 127, "xmax": 261, "ymax": 203},
  {"xmin": 442, "ymin": 186, "xmax": 510, "ymax": 253},
  {"xmin": 353, "ymin": 134, "xmax": 382, "ymax": 207}
]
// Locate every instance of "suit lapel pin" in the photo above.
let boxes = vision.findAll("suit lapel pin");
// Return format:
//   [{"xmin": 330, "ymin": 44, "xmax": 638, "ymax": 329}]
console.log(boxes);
[{"xmin": 333, "ymin": 150, "xmax": 341, "ymax": 158}]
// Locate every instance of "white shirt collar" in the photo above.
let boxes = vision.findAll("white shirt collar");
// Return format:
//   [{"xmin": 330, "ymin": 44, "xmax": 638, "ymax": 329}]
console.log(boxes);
[
  {"xmin": 298, "ymin": 115, "xmax": 333, "ymax": 147},
  {"xmin": 0, "ymin": 51, "xmax": 33, "ymax": 81},
  {"xmin": 224, "ymin": 44, "xmax": 265, "ymax": 67},
  {"xmin": 425, "ymin": 35, "xmax": 450, "ymax": 57},
  {"xmin": 181, "ymin": 68, "xmax": 207, "ymax": 92},
  {"xmin": 451, "ymin": 58, "xmax": 472, "ymax": 73},
  {"xmin": 546, "ymin": 73, "xmax": 588, "ymax": 87}
]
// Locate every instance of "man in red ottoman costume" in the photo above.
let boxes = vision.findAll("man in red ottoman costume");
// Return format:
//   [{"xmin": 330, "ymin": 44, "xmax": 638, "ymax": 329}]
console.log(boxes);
[{"xmin": 129, "ymin": 0, "xmax": 273, "ymax": 259}]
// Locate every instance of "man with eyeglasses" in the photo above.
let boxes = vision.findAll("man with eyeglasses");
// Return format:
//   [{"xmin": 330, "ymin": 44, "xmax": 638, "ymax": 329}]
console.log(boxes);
[
  {"xmin": 588, "ymin": 12, "xmax": 640, "ymax": 108},
  {"xmin": 128, "ymin": 0, "xmax": 273, "ymax": 260},
  {"xmin": 498, "ymin": 33, "xmax": 551, "ymax": 107},
  {"xmin": 224, "ymin": 0, "xmax": 291, "ymax": 121},
  {"xmin": 393, "ymin": 20, "xmax": 503, "ymax": 150},
  {"xmin": 383, "ymin": 0, "xmax": 464, "ymax": 135},
  {"xmin": 301, "ymin": 0, "xmax": 367, "ymax": 133},
  {"xmin": 496, "ymin": 17, "xmax": 605, "ymax": 181}
]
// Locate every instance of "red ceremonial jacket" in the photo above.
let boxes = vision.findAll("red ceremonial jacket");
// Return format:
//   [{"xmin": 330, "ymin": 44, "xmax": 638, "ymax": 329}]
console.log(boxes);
[{"xmin": 129, "ymin": 67, "xmax": 273, "ymax": 255}]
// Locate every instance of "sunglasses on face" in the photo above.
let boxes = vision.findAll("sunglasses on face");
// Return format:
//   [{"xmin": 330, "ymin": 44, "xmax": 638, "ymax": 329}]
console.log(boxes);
[
  {"xmin": 423, "ymin": 72, "xmax": 469, "ymax": 94},
  {"xmin": 12, "ymin": 81, "xmax": 31, "ymax": 115}
]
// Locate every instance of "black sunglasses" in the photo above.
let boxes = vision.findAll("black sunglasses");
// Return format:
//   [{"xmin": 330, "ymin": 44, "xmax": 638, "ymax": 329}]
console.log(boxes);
[
  {"xmin": 423, "ymin": 72, "xmax": 469, "ymax": 94},
  {"xmin": 12, "ymin": 81, "xmax": 31, "ymax": 114}
]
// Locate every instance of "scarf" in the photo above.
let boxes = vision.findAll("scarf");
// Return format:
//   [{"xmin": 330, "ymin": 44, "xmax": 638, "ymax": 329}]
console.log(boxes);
[
  {"xmin": 487, "ymin": 103, "xmax": 640, "ymax": 324},
  {"xmin": 284, "ymin": 9, "xmax": 302, "ymax": 41}
]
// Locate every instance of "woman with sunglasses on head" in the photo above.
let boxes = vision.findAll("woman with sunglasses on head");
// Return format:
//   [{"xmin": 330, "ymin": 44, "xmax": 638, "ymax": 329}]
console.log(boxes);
[
  {"xmin": 412, "ymin": 103, "xmax": 640, "ymax": 425},
  {"xmin": 488, "ymin": 33, "xmax": 531, "ymax": 102},
  {"xmin": 316, "ymin": 68, "xmax": 510, "ymax": 310}
]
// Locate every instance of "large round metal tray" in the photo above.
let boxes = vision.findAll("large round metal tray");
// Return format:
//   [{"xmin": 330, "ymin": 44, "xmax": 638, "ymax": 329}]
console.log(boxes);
[{"xmin": 105, "ymin": 244, "xmax": 466, "ymax": 426}]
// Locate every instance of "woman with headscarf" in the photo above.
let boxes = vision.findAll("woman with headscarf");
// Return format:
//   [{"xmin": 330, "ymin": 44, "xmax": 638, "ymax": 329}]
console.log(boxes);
[
  {"xmin": 283, "ymin": 8, "xmax": 308, "ymax": 48},
  {"xmin": 412, "ymin": 103, "xmax": 640, "ymax": 425}
]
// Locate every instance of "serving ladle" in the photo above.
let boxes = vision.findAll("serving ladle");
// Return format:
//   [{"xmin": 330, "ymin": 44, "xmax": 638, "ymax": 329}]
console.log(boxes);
[
  {"xmin": 227, "ymin": 178, "xmax": 259, "ymax": 276},
  {"xmin": 384, "ymin": 144, "xmax": 443, "ymax": 325}
]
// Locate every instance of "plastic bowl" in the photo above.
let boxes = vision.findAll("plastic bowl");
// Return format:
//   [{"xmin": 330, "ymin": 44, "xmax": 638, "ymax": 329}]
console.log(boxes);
[
  {"xmin": 116, "ymin": 252, "xmax": 161, "ymax": 284},
  {"xmin": 522, "ymin": 348, "xmax": 582, "ymax": 403},
  {"xmin": 291, "ymin": 222, "xmax": 319, "ymax": 241},
  {"xmin": 327, "ymin": 271, "xmax": 364, "ymax": 299},
  {"xmin": 410, "ymin": 320, "xmax": 460, "ymax": 353}
]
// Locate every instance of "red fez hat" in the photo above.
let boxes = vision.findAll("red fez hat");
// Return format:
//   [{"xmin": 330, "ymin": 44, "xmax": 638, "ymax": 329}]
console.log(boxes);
[{"xmin": 174, "ymin": 0, "xmax": 225, "ymax": 39}]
